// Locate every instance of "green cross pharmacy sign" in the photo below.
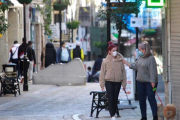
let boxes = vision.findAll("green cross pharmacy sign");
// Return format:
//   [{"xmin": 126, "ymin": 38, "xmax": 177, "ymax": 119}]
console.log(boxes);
[{"xmin": 143, "ymin": 0, "xmax": 165, "ymax": 8}]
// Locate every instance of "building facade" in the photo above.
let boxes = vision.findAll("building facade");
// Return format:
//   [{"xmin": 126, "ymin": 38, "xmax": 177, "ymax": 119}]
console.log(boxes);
[
  {"xmin": 163, "ymin": 0, "xmax": 180, "ymax": 119},
  {"xmin": 0, "ymin": 0, "xmax": 45, "ymax": 71}
]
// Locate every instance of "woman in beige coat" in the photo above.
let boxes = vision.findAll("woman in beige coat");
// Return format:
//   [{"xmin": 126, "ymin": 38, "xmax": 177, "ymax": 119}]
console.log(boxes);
[{"xmin": 100, "ymin": 42, "xmax": 127, "ymax": 120}]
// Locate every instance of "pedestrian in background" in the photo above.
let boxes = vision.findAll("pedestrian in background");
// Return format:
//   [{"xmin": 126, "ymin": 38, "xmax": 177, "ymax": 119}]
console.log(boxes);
[
  {"xmin": 9, "ymin": 40, "xmax": 20, "ymax": 79},
  {"xmin": 86, "ymin": 66, "xmax": 92, "ymax": 82},
  {"xmin": 45, "ymin": 42, "xmax": 56, "ymax": 68},
  {"xmin": 92, "ymin": 55, "xmax": 103, "ymax": 76},
  {"xmin": 56, "ymin": 42, "xmax": 71, "ymax": 64},
  {"xmin": 123, "ymin": 43, "xmax": 158, "ymax": 120},
  {"xmin": 18, "ymin": 38, "xmax": 29, "ymax": 82},
  {"xmin": 99, "ymin": 41, "xmax": 126, "ymax": 120},
  {"xmin": 27, "ymin": 41, "xmax": 36, "ymax": 82},
  {"xmin": 71, "ymin": 41, "xmax": 84, "ymax": 61}
]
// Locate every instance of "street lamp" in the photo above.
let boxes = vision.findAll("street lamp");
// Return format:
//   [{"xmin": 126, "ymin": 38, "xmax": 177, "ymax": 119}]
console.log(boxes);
[
  {"xmin": 53, "ymin": 0, "xmax": 69, "ymax": 47},
  {"xmin": 101, "ymin": 30, "xmax": 104, "ymax": 57},
  {"xmin": 107, "ymin": 0, "xmax": 111, "ymax": 46},
  {"xmin": 71, "ymin": 9, "xmax": 73, "ymax": 43},
  {"xmin": 147, "ymin": 8, "xmax": 152, "ymax": 46},
  {"xmin": 135, "ymin": 0, "xmax": 139, "ymax": 100},
  {"xmin": 17, "ymin": 0, "xmax": 32, "ymax": 91},
  {"xmin": 59, "ymin": 0, "xmax": 62, "ymax": 47}
]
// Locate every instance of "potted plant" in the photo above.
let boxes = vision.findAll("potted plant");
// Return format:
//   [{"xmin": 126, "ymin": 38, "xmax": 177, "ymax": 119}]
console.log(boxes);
[
  {"xmin": 66, "ymin": 21, "xmax": 80, "ymax": 30},
  {"xmin": 143, "ymin": 29, "xmax": 156, "ymax": 35},
  {"xmin": 53, "ymin": 0, "xmax": 70, "ymax": 11},
  {"xmin": 93, "ymin": 41, "xmax": 107, "ymax": 48},
  {"xmin": 17, "ymin": 0, "xmax": 32, "ymax": 4}
]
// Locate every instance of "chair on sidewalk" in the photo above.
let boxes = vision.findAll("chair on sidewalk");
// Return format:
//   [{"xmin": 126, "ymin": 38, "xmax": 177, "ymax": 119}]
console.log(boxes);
[
  {"xmin": 0, "ymin": 64, "xmax": 20, "ymax": 97},
  {"xmin": 89, "ymin": 91, "xmax": 120, "ymax": 118}
]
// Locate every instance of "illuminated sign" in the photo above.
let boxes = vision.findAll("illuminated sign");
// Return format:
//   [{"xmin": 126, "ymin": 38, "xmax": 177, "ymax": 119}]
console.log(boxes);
[{"xmin": 146, "ymin": 0, "xmax": 165, "ymax": 8}]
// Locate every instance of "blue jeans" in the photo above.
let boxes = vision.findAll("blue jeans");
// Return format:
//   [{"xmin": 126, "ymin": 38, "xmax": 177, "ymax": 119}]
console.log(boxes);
[{"xmin": 137, "ymin": 81, "xmax": 158, "ymax": 117}]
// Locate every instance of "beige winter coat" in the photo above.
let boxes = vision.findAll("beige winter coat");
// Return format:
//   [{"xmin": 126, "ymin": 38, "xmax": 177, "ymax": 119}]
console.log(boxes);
[{"xmin": 99, "ymin": 53, "xmax": 127, "ymax": 88}]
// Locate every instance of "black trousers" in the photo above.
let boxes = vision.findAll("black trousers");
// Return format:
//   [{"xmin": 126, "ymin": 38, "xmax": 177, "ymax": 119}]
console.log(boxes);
[{"xmin": 105, "ymin": 81, "xmax": 121, "ymax": 117}]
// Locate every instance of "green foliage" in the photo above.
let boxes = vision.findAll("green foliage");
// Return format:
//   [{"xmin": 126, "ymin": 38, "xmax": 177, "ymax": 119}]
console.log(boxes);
[
  {"xmin": 97, "ymin": 0, "xmax": 142, "ymax": 52},
  {"xmin": 53, "ymin": 0, "xmax": 70, "ymax": 11},
  {"xmin": 143, "ymin": 29, "xmax": 156, "ymax": 35},
  {"xmin": 17, "ymin": 0, "xmax": 32, "ymax": 4},
  {"xmin": 98, "ymin": 0, "xmax": 142, "ymax": 32},
  {"xmin": 53, "ymin": 0, "xmax": 70, "ymax": 5},
  {"xmin": 93, "ymin": 41, "xmax": 107, "ymax": 48},
  {"xmin": 0, "ymin": 16, "xmax": 10, "ymax": 34},
  {"xmin": 37, "ymin": 0, "xmax": 52, "ymax": 36},
  {"xmin": 0, "ymin": 2, "xmax": 10, "ymax": 34},
  {"xmin": 0, "ymin": 2, "xmax": 8, "ymax": 12},
  {"xmin": 66, "ymin": 21, "xmax": 80, "ymax": 29}
]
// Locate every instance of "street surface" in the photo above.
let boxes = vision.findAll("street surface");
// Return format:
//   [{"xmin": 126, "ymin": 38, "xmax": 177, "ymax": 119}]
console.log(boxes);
[{"xmin": 0, "ymin": 83, "xmax": 165, "ymax": 120}]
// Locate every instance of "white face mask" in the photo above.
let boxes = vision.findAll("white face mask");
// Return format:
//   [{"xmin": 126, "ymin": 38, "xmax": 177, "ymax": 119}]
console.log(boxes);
[
  {"xmin": 112, "ymin": 51, "xmax": 117, "ymax": 56},
  {"xmin": 65, "ymin": 45, "xmax": 68, "ymax": 48}
]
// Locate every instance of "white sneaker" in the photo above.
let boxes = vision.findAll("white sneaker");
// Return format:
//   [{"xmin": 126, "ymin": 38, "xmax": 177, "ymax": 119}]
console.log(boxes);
[
  {"xmin": 111, "ymin": 116, "xmax": 116, "ymax": 120},
  {"xmin": 29, "ymin": 80, "xmax": 32, "ymax": 83}
]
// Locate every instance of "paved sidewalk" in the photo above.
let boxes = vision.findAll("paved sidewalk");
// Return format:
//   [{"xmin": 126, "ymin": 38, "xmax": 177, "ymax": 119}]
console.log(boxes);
[{"xmin": 0, "ymin": 83, "xmax": 165, "ymax": 120}]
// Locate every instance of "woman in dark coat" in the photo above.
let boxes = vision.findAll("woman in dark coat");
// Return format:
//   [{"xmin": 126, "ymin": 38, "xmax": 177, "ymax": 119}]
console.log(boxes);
[
  {"xmin": 92, "ymin": 55, "xmax": 103, "ymax": 76},
  {"xmin": 45, "ymin": 43, "xmax": 56, "ymax": 68}
]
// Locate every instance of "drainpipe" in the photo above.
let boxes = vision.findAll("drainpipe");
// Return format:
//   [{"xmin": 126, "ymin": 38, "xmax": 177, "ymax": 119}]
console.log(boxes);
[{"xmin": 167, "ymin": 0, "xmax": 172, "ymax": 104}]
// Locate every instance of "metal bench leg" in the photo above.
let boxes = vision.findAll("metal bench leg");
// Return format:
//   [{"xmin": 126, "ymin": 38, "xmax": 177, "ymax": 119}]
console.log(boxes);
[
  {"xmin": 96, "ymin": 100, "xmax": 101, "ymax": 118},
  {"xmin": 90, "ymin": 100, "xmax": 95, "ymax": 117}
]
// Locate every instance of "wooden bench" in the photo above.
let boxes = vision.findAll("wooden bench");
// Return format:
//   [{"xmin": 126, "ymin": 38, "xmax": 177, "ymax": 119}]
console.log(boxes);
[{"xmin": 89, "ymin": 91, "xmax": 120, "ymax": 118}]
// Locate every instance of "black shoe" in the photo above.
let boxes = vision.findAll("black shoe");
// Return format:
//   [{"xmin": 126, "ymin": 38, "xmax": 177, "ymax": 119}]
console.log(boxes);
[
  {"xmin": 140, "ymin": 117, "xmax": 147, "ymax": 120},
  {"xmin": 153, "ymin": 116, "xmax": 158, "ymax": 120}
]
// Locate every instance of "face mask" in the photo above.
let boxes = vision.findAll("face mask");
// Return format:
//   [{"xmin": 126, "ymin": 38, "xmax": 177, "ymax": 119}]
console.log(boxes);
[
  {"xmin": 65, "ymin": 45, "xmax": 68, "ymax": 48},
  {"xmin": 138, "ymin": 51, "xmax": 144, "ymax": 57},
  {"xmin": 112, "ymin": 51, "xmax": 117, "ymax": 57}
]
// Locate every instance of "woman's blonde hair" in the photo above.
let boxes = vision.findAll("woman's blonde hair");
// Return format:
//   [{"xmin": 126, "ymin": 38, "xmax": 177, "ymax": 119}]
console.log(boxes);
[{"xmin": 138, "ymin": 43, "xmax": 152, "ymax": 57}]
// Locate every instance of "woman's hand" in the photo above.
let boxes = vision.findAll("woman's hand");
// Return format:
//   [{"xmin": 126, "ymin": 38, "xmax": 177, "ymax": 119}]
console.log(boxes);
[
  {"xmin": 151, "ymin": 82, "xmax": 155, "ymax": 88},
  {"xmin": 101, "ymin": 87, "xmax": 105, "ymax": 91},
  {"xmin": 123, "ymin": 60, "xmax": 130, "ymax": 67},
  {"xmin": 123, "ymin": 87, "xmax": 126, "ymax": 92}
]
